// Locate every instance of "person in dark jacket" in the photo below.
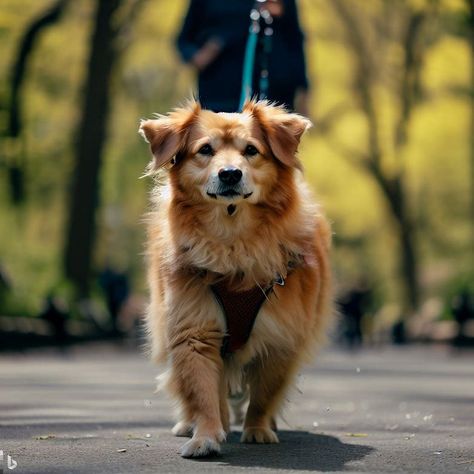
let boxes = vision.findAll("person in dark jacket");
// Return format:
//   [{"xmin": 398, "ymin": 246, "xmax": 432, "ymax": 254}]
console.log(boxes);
[{"xmin": 176, "ymin": 0, "xmax": 309, "ymax": 113}]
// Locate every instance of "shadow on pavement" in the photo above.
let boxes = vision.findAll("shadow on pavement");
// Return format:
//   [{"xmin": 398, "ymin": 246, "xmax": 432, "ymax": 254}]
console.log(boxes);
[{"xmin": 205, "ymin": 430, "xmax": 374, "ymax": 471}]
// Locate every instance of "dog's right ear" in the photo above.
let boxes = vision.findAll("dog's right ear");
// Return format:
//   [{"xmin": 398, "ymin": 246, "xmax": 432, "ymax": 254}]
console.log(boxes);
[{"xmin": 139, "ymin": 100, "xmax": 201, "ymax": 171}]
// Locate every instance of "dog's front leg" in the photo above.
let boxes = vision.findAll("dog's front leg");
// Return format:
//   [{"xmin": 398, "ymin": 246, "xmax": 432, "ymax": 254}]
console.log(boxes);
[
  {"xmin": 169, "ymin": 326, "xmax": 226, "ymax": 458},
  {"xmin": 241, "ymin": 350, "xmax": 299, "ymax": 444}
]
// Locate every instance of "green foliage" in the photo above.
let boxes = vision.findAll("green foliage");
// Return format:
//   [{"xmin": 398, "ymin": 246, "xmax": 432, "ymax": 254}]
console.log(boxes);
[{"xmin": 0, "ymin": 0, "xmax": 471, "ymax": 315}]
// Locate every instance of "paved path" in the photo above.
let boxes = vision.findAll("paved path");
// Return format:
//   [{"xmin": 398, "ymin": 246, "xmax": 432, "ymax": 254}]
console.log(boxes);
[{"xmin": 1, "ymin": 343, "xmax": 473, "ymax": 473}]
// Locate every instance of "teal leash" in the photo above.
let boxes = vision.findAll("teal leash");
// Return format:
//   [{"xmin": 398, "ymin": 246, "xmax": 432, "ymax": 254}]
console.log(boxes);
[
  {"xmin": 239, "ymin": 9, "xmax": 260, "ymax": 111},
  {"xmin": 238, "ymin": 4, "xmax": 274, "ymax": 111}
]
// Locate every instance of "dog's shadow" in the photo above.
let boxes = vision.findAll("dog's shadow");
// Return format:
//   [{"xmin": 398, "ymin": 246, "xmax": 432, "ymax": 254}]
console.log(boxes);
[{"xmin": 204, "ymin": 430, "xmax": 374, "ymax": 472}]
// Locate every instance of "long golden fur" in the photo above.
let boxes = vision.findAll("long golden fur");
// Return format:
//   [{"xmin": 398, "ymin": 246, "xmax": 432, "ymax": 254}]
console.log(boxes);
[{"xmin": 139, "ymin": 100, "xmax": 333, "ymax": 458}]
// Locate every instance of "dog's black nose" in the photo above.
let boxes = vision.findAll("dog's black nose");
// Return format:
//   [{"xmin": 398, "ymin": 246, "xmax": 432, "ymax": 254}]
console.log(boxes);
[{"xmin": 218, "ymin": 167, "xmax": 242, "ymax": 186}]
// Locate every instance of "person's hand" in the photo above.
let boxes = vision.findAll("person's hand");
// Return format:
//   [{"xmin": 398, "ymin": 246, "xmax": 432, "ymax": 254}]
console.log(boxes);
[
  {"xmin": 191, "ymin": 38, "xmax": 223, "ymax": 71},
  {"xmin": 260, "ymin": 0, "xmax": 284, "ymax": 17}
]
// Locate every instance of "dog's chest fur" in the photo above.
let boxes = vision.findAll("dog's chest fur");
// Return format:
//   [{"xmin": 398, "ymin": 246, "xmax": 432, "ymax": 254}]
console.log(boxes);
[{"xmin": 173, "ymin": 204, "xmax": 304, "ymax": 289}]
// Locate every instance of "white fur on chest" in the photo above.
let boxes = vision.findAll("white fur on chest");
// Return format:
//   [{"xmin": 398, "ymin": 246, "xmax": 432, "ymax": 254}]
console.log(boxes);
[{"xmin": 174, "ymin": 205, "xmax": 294, "ymax": 282}]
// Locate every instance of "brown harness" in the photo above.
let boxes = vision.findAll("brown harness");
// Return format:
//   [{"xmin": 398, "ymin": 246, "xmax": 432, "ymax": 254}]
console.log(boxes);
[
  {"xmin": 188, "ymin": 256, "xmax": 301, "ymax": 358},
  {"xmin": 211, "ymin": 277, "xmax": 282, "ymax": 357}
]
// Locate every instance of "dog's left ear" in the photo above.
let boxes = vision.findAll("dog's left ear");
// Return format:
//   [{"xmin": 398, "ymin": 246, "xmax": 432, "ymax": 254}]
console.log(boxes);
[
  {"xmin": 244, "ymin": 101, "xmax": 312, "ymax": 169},
  {"xmin": 139, "ymin": 100, "xmax": 201, "ymax": 171}
]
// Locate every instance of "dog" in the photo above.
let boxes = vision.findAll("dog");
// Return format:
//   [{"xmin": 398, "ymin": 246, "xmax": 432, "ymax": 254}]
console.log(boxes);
[{"xmin": 139, "ymin": 100, "xmax": 332, "ymax": 458}]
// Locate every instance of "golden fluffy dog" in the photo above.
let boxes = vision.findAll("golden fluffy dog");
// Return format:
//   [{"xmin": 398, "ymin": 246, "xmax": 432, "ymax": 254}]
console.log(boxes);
[{"xmin": 139, "ymin": 100, "xmax": 332, "ymax": 458}]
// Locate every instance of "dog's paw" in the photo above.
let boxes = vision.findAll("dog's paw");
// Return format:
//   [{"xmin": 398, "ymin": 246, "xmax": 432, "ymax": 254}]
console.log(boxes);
[
  {"xmin": 180, "ymin": 432, "xmax": 224, "ymax": 458},
  {"xmin": 172, "ymin": 421, "xmax": 193, "ymax": 438},
  {"xmin": 241, "ymin": 427, "xmax": 279, "ymax": 444}
]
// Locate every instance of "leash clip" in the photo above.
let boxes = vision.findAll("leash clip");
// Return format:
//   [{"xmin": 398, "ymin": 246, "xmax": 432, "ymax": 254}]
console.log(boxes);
[{"xmin": 274, "ymin": 273, "xmax": 285, "ymax": 286}]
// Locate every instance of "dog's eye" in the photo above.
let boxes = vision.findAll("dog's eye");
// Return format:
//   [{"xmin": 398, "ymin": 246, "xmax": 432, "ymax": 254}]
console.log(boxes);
[
  {"xmin": 244, "ymin": 144, "xmax": 259, "ymax": 156},
  {"xmin": 198, "ymin": 144, "xmax": 214, "ymax": 156}
]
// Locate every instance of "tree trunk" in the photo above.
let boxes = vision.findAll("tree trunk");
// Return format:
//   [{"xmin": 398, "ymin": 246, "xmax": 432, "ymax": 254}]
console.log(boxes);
[
  {"xmin": 5, "ymin": 0, "xmax": 68, "ymax": 204},
  {"xmin": 468, "ymin": 0, "xmax": 474, "ymax": 267},
  {"xmin": 398, "ymin": 221, "xmax": 419, "ymax": 312},
  {"xmin": 64, "ymin": 0, "xmax": 122, "ymax": 297},
  {"xmin": 371, "ymin": 167, "xmax": 420, "ymax": 314},
  {"xmin": 391, "ymin": 193, "xmax": 419, "ymax": 314},
  {"xmin": 8, "ymin": 0, "xmax": 68, "ymax": 138}
]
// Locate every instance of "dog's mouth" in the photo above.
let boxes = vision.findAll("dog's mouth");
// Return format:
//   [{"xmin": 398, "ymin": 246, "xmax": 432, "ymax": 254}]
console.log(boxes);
[{"xmin": 206, "ymin": 190, "xmax": 253, "ymax": 200}]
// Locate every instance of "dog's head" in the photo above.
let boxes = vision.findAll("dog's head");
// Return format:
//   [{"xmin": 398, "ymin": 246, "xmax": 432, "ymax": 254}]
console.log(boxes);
[{"xmin": 139, "ymin": 100, "xmax": 311, "ymax": 207}]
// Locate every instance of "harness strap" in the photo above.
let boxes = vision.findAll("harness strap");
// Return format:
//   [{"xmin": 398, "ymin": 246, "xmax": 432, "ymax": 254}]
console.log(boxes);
[
  {"xmin": 188, "ymin": 255, "xmax": 301, "ymax": 358},
  {"xmin": 211, "ymin": 281, "xmax": 273, "ymax": 357}
]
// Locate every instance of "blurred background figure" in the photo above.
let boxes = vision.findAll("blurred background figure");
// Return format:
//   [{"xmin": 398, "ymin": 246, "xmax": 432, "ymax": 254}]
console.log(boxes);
[
  {"xmin": 0, "ymin": 264, "xmax": 12, "ymax": 308},
  {"xmin": 451, "ymin": 287, "xmax": 474, "ymax": 346},
  {"xmin": 99, "ymin": 266, "xmax": 130, "ymax": 334},
  {"xmin": 176, "ymin": 0, "xmax": 309, "ymax": 113},
  {"xmin": 38, "ymin": 293, "xmax": 69, "ymax": 346},
  {"xmin": 338, "ymin": 281, "xmax": 375, "ymax": 349}
]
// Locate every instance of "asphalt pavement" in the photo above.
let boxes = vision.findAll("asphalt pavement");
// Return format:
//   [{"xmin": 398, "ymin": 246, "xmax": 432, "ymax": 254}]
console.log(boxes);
[{"xmin": 1, "ymin": 342, "xmax": 473, "ymax": 473}]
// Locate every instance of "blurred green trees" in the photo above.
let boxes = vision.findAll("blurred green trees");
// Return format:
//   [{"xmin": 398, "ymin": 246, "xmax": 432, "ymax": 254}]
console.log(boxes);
[
  {"xmin": 64, "ymin": 0, "xmax": 124, "ymax": 297},
  {"xmin": 0, "ymin": 0, "xmax": 471, "ymax": 322}
]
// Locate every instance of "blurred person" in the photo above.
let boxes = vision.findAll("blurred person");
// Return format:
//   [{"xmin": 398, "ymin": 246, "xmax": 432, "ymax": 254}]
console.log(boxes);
[
  {"xmin": 98, "ymin": 267, "xmax": 130, "ymax": 334},
  {"xmin": 39, "ymin": 294, "xmax": 69, "ymax": 345},
  {"xmin": 176, "ymin": 0, "xmax": 309, "ymax": 113},
  {"xmin": 0, "ymin": 264, "xmax": 12, "ymax": 308},
  {"xmin": 451, "ymin": 288, "xmax": 474, "ymax": 345},
  {"xmin": 339, "ymin": 281, "xmax": 374, "ymax": 349}
]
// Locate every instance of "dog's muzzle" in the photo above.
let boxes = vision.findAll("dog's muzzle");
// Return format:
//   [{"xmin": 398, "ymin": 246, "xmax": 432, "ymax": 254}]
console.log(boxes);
[{"xmin": 206, "ymin": 168, "xmax": 253, "ymax": 200}]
